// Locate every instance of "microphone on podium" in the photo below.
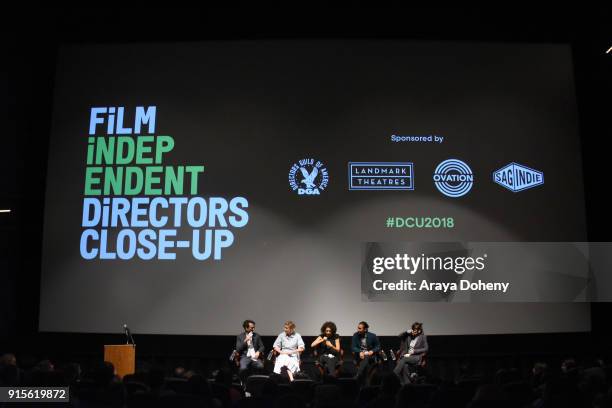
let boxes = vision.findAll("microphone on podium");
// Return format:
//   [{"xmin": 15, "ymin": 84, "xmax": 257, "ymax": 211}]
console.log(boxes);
[{"xmin": 123, "ymin": 323, "xmax": 136, "ymax": 346}]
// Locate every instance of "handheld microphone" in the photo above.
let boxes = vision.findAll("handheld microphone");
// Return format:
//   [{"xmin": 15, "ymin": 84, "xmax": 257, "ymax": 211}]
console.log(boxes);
[
  {"xmin": 266, "ymin": 350, "xmax": 274, "ymax": 361},
  {"xmin": 390, "ymin": 349, "xmax": 397, "ymax": 361},
  {"xmin": 381, "ymin": 350, "xmax": 388, "ymax": 361},
  {"xmin": 229, "ymin": 350, "xmax": 238, "ymax": 361}
]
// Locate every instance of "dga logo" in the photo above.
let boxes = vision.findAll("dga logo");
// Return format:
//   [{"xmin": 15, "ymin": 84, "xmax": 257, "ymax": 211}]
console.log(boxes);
[
  {"xmin": 348, "ymin": 162, "xmax": 414, "ymax": 190},
  {"xmin": 289, "ymin": 158, "xmax": 329, "ymax": 195},
  {"xmin": 433, "ymin": 159, "xmax": 473, "ymax": 197},
  {"xmin": 493, "ymin": 162, "xmax": 544, "ymax": 192}
]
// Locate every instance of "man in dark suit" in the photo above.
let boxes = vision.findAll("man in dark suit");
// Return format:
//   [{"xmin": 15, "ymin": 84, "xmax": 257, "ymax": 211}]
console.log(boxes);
[
  {"xmin": 393, "ymin": 322, "xmax": 428, "ymax": 384},
  {"xmin": 235, "ymin": 320, "xmax": 265, "ymax": 381},
  {"xmin": 351, "ymin": 321, "xmax": 381, "ymax": 384}
]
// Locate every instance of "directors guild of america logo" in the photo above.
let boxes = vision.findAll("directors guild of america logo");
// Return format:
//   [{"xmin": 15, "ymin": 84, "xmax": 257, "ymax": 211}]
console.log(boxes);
[{"xmin": 288, "ymin": 158, "xmax": 330, "ymax": 195}]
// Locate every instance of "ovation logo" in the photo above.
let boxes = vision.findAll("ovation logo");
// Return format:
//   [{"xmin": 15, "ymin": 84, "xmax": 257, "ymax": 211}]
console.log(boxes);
[{"xmin": 433, "ymin": 159, "xmax": 474, "ymax": 198}]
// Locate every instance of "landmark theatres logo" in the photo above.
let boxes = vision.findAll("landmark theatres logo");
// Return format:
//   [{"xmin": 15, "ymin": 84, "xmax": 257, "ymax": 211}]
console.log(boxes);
[
  {"xmin": 433, "ymin": 159, "xmax": 473, "ymax": 197},
  {"xmin": 348, "ymin": 162, "xmax": 414, "ymax": 190},
  {"xmin": 288, "ymin": 158, "xmax": 329, "ymax": 195}
]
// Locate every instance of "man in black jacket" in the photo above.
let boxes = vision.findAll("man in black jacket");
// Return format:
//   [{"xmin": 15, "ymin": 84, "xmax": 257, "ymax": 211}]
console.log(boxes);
[
  {"xmin": 235, "ymin": 320, "xmax": 265, "ymax": 381},
  {"xmin": 351, "ymin": 321, "xmax": 381, "ymax": 384},
  {"xmin": 393, "ymin": 322, "xmax": 428, "ymax": 384}
]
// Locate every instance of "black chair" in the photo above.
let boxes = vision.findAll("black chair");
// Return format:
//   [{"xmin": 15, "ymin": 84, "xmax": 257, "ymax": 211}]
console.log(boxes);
[
  {"xmin": 337, "ymin": 377, "xmax": 360, "ymax": 402},
  {"xmin": 163, "ymin": 377, "xmax": 190, "ymax": 394},
  {"xmin": 158, "ymin": 393, "xmax": 204, "ymax": 408},
  {"xmin": 126, "ymin": 392, "xmax": 159, "ymax": 408},
  {"xmin": 276, "ymin": 383, "xmax": 293, "ymax": 397},
  {"xmin": 245, "ymin": 374, "xmax": 269, "ymax": 397},
  {"xmin": 357, "ymin": 385, "xmax": 381, "ymax": 405},
  {"xmin": 290, "ymin": 379, "xmax": 316, "ymax": 403},
  {"xmin": 123, "ymin": 380, "xmax": 149, "ymax": 396},
  {"xmin": 209, "ymin": 381, "xmax": 231, "ymax": 407},
  {"xmin": 418, "ymin": 353, "xmax": 428, "ymax": 371}
]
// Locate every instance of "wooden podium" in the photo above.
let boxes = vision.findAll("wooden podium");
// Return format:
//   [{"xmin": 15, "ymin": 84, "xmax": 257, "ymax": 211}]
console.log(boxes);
[{"xmin": 104, "ymin": 344, "xmax": 135, "ymax": 379}]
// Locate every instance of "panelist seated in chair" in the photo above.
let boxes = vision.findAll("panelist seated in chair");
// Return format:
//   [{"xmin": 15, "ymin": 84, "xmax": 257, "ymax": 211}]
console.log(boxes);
[
  {"xmin": 351, "ymin": 321, "xmax": 381, "ymax": 383},
  {"xmin": 311, "ymin": 321, "xmax": 341, "ymax": 377},
  {"xmin": 393, "ymin": 321, "xmax": 428, "ymax": 385},
  {"xmin": 272, "ymin": 320, "xmax": 305, "ymax": 381},
  {"xmin": 235, "ymin": 320, "xmax": 265, "ymax": 378}
]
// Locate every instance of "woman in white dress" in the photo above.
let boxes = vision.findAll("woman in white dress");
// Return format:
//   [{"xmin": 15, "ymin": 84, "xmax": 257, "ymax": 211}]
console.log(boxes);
[{"xmin": 273, "ymin": 320, "xmax": 305, "ymax": 381}]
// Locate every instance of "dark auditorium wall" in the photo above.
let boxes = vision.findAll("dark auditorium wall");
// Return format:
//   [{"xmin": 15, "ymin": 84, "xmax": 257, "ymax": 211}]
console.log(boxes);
[
  {"xmin": 574, "ymin": 37, "xmax": 612, "ymax": 344},
  {"xmin": 1, "ymin": 32, "xmax": 55, "ymax": 349},
  {"xmin": 0, "ymin": 41, "xmax": 18, "ymax": 342}
]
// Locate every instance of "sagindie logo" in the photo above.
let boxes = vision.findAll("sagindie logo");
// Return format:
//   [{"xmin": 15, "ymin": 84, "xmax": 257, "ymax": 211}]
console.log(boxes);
[
  {"xmin": 288, "ymin": 158, "xmax": 329, "ymax": 195},
  {"xmin": 493, "ymin": 162, "xmax": 544, "ymax": 192},
  {"xmin": 433, "ymin": 159, "xmax": 473, "ymax": 198}
]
